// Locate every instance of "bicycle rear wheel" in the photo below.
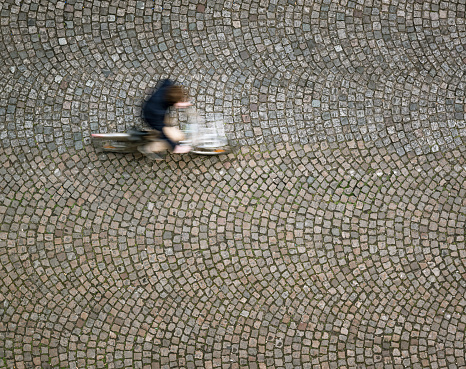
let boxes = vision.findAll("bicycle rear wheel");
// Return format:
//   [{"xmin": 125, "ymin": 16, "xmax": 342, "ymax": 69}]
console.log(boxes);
[{"xmin": 91, "ymin": 133, "xmax": 140, "ymax": 153}]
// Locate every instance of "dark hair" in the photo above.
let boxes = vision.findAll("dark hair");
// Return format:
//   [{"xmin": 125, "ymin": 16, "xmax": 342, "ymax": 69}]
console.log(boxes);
[{"xmin": 166, "ymin": 85, "xmax": 186, "ymax": 105}]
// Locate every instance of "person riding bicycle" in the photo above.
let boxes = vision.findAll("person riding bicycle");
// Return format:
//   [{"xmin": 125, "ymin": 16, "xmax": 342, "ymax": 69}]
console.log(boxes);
[{"xmin": 140, "ymin": 79, "xmax": 191, "ymax": 158}]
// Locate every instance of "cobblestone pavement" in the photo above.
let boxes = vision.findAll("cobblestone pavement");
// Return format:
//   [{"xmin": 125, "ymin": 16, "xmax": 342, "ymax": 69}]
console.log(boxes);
[{"xmin": 1, "ymin": 0, "xmax": 466, "ymax": 368}]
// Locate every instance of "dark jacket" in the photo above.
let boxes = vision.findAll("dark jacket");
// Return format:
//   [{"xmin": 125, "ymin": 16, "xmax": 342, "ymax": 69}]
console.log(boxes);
[
  {"xmin": 142, "ymin": 79, "xmax": 175, "ymax": 130},
  {"xmin": 142, "ymin": 79, "xmax": 177, "ymax": 149}
]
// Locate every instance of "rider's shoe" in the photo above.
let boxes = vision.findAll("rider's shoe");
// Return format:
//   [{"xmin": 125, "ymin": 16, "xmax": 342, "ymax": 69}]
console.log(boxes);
[
  {"xmin": 138, "ymin": 145, "xmax": 165, "ymax": 160},
  {"xmin": 173, "ymin": 145, "xmax": 191, "ymax": 154},
  {"xmin": 146, "ymin": 153, "xmax": 165, "ymax": 161},
  {"xmin": 138, "ymin": 144, "xmax": 150, "ymax": 155}
]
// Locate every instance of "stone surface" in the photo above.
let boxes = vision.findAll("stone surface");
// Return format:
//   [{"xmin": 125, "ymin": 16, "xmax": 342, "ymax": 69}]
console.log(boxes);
[{"xmin": 0, "ymin": 0, "xmax": 465, "ymax": 368}]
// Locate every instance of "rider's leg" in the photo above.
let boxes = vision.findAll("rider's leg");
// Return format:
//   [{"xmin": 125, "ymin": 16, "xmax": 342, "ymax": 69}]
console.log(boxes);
[
  {"xmin": 163, "ymin": 126, "xmax": 185, "ymax": 143},
  {"xmin": 158, "ymin": 128, "xmax": 177, "ymax": 151},
  {"xmin": 140, "ymin": 117, "xmax": 176, "ymax": 154},
  {"xmin": 143, "ymin": 140, "xmax": 171, "ymax": 153},
  {"xmin": 142, "ymin": 118, "xmax": 190, "ymax": 155},
  {"xmin": 163, "ymin": 126, "xmax": 191, "ymax": 153}
]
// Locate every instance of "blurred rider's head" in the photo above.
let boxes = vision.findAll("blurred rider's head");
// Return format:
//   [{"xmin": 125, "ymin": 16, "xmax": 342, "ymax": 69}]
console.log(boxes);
[{"xmin": 166, "ymin": 85, "xmax": 186, "ymax": 105}]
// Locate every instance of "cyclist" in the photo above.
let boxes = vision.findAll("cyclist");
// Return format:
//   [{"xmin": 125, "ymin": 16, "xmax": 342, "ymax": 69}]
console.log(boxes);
[{"xmin": 139, "ymin": 79, "xmax": 191, "ymax": 159}]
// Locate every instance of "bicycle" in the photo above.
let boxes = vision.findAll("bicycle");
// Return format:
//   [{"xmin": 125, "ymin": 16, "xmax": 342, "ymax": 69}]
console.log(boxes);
[{"xmin": 91, "ymin": 107, "xmax": 234, "ymax": 156}]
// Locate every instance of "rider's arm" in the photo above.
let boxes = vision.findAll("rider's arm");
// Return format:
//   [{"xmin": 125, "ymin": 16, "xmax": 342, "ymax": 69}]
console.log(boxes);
[{"xmin": 173, "ymin": 101, "xmax": 192, "ymax": 108}]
